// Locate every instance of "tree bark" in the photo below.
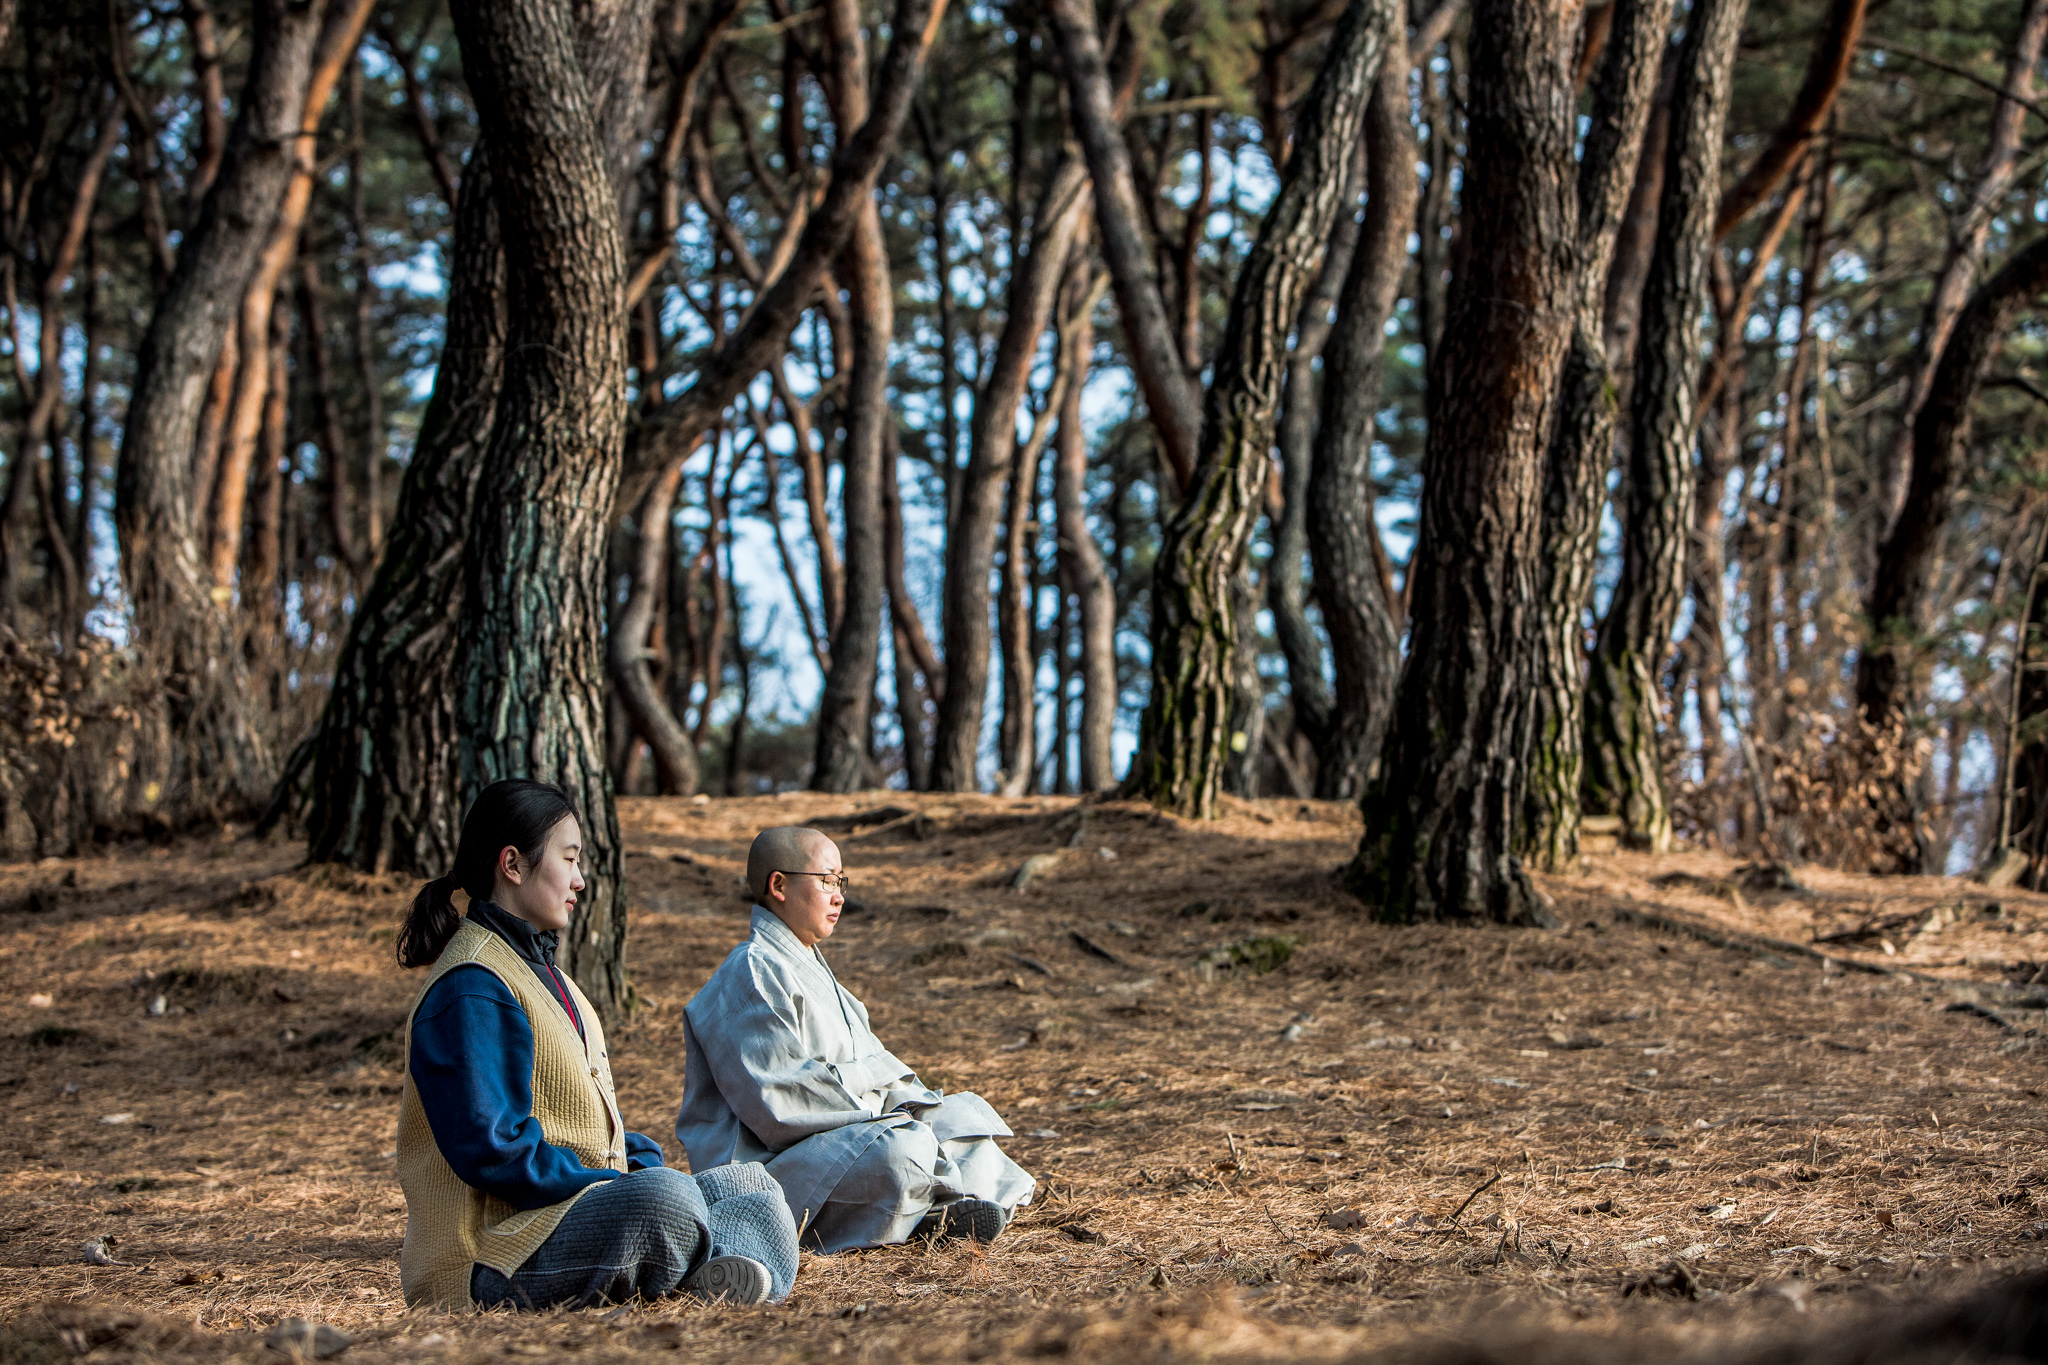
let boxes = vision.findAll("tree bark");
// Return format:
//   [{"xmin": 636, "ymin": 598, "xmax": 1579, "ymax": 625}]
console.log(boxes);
[
  {"xmin": 1521, "ymin": 0, "xmax": 1671, "ymax": 870},
  {"xmin": 1581, "ymin": 0, "xmax": 1746, "ymax": 854},
  {"xmin": 1347, "ymin": 0, "xmax": 1577, "ymax": 925},
  {"xmin": 812, "ymin": 0, "xmax": 895, "ymax": 793},
  {"xmin": 114, "ymin": 0, "xmax": 332, "ymax": 827},
  {"xmin": 298, "ymin": 142, "xmax": 504, "ymax": 872},
  {"xmin": 1129, "ymin": 0, "xmax": 1399, "ymax": 818},
  {"xmin": 446, "ymin": 0, "xmax": 635, "ymax": 1018},
  {"xmin": 1302, "ymin": 36, "xmax": 1419, "ymax": 801},
  {"xmin": 1043, "ymin": 0, "xmax": 1201, "ymax": 490},
  {"xmin": 1053, "ymin": 253, "xmax": 1117, "ymax": 791},
  {"xmin": 295, "ymin": 0, "xmax": 657, "ymax": 868},
  {"xmin": 927, "ymin": 158, "xmax": 1088, "ymax": 791},
  {"xmin": 2000, "ymin": 532, "xmax": 2048, "ymax": 889}
]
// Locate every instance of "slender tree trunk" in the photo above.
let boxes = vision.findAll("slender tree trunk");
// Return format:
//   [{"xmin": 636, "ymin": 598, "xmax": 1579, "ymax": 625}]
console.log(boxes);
[
  {"xmin": 2002, "ymin": 535, "xmax": 2048, "ymax": 888},
  {"xmin": 882, "ymin": 443, "xmax": 933, "ymax": 789},
  {"xmin": 446, "ymin": 0, "xmax": 638, "ymax": 1018},
  {"xmin": 241, "ymin": 297, "xmax": 291, "ymax": 683},
  {"xmin": 610, "ymin": 458, "xmax": 700, "ymax": 794},
  {"xmin": 812, "ymin": 0, "xmax": 894, "ymax": 792},
  {"xmin": 1711, "ymin": 0, "xmax": 1864, "ymax": 238},
  {"xmin": 1582, "ymin": 0, "xmax": 1746, "ymax": 853},
  {"xmin": 1131, "ymin": 0, "xmax": 1399, "ymax": 818},
  {"xmin": 1267, "ymin": 133, "xmax": 1364, "ymax": 775},
  {"xmin": 0, "ymin": 92, "xmax": 119, "ymax": 635},
  {"xmin": 1877, "ymin": 0, "xmax": 2047, "ymax": 530},
  {"xmin": 928, "ymin": 159, "xmax": 1088, "ymax": 790},
  {"xmin": 1348, "ymin": 0, "xmax": 1577, "ymax": 925},
  {"xmin": 1044, "ymin": 0, "xmax": 1201, "ymax": 489},
  {"xmin": 115, "ymin": 0, "xmax": 338, "ymax": 827},
  {"xmin": 1304, "ymin": 35, "xmax": 1420, "ymax": 801},
  {"xmin": 1053, "ymin": 254, "xmax": 1117, "ymax": 790},
  {"xmin": 1856, "ymin": 232, "xmax": 2048, "ymax": 871},
  {"xmin": 296, "ymin": 257, "xmax": 364, "ymax": 575},
  {"xmin": 1521, "ymin": 0, "xmax": 1670, "ymax": 870},
  {"xmin": 205, "ymin": 0, "xmax": 374, "ymax": 593}
]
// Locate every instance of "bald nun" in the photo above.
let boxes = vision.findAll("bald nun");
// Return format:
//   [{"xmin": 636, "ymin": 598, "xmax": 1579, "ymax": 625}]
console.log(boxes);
[{"xmin": 675, "ymin": 827, "xmax": 1033, "ymax": 1250}]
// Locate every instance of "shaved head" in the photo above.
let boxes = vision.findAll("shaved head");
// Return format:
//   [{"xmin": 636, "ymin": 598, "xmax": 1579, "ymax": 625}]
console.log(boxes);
[{"xmin": 746, "ymin": 826, "xmax": 838, "ymax": 903}]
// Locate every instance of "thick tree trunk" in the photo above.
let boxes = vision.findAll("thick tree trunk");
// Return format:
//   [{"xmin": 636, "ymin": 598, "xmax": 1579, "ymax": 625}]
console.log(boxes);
[
  {"xmin": 610, "ymin": 459, "xmax": 700, "ymax": 795},
  {"xmin": 1303, "ymin": 40, "xmax": 1417, "ymax": 802},
  {"xmin": 812, "ymin": 0, "xmax": 895, "ymax": 793},
  {"xmin": 299, "ymin": 144, "xmax": 504, "ymax": 872},
  {"xmin": 928, "ymin": 160, "xmax": 1088, "ymax": 791},
  {"xmin": 446, "ymin": 0, "xmax": 635, "ymax": 1018},
  {"xmin": 1130, "ymin": 0, "xmax": 1398, "ymax": 818},
  {"xmin": 1053, "ymin": 253, "xmax": 1117, "ymax": 791},
  {"xmin": 296, "ymin": 0, "xmax": 656, "ymax": 866},
  {"xmin": 1347, "ymin": 0, "xmax": 1577, "ymax": 925},
  {"xmin": 114, "ymin": 0, "xmax": 333, "ymax": 827},
  {"xmin": 1521, "ymin": 0, "xmax": 1671, "ymax": 870},
  {"xmin": 1582, "ymin": 0, "xmax": 1746, "ymax": 854}
]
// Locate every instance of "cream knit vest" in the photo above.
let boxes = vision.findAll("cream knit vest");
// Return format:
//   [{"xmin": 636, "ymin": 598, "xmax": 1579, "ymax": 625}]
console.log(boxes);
[{"xmin": 397, "ymin": 919, "xmax": 627, "ymax": 1309}]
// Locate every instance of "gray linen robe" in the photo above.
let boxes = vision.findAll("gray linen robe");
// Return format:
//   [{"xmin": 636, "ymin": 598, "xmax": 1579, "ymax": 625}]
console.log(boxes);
[{"xmin": 676, "ymin": 908, "xmax": 1034, "ymax": 1252}]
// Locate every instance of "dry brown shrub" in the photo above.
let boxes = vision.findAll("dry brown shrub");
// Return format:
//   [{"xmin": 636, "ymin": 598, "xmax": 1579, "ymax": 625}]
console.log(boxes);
[{"xmin": 0, "ymin": 628, "xmax": 141, "ymax": 859}]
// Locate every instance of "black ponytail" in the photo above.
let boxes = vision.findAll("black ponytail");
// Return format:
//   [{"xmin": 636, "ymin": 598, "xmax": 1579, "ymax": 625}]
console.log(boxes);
[{"xmin": 396, "ymin": 779, "xmax": 581, "ymax": 968}]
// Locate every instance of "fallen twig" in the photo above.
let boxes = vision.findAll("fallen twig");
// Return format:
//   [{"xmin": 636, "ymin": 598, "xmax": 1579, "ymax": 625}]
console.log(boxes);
[{"xmin": 1449, "ymin": 1170, "xmax": 1504, "ymax": 1225}]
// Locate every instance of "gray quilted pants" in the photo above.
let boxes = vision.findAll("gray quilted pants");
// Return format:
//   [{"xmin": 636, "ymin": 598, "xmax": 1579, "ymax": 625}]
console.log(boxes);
[{"xmin": 470, "ymin": 1164, "xmax": 797, "ymax": 1309}]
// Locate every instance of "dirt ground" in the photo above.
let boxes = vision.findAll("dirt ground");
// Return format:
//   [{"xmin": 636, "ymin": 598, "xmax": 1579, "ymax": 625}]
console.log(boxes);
[{"xmin": 5, "ymin": 792, "xmax": 2048, "ymax": 1364}]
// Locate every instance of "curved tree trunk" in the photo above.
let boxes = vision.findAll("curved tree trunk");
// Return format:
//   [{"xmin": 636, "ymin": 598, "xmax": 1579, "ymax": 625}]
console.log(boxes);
[
  {"xmin": 1856, "ymin": 232, "xmax": 2048, "ymax": 869},
  {"xmin": 1043, "ymin": 0, "xmax": 1200, "ymax": 490},
  {"xmin": 1876, "ymin": 0, "xmax": 2047, "ymax": 531},
  {"xmin": 610, "ymin": 458, "xmax": 700, "ymax": 795},
  {"xmin": 1347, "ymin": 0, "xmax": 1577, "ymax": 926},
  {"xmin": 298, "ymin": 144, "xmax": 504, "ymax": 871},
  {"xmin": 295, "ymin": 0, "xmax": 656, "ymax": 868},
  {"xmin": 1052, "ymin": 250, "xmax": 1116, "ymax": 791},
  {"xmin": 1582, "ymin": 0, "xmax": 1746, "ymax": 853},
  {"xmin": 1303, "ymin": 39, "xmax": 1416, "ymax": 802},
  {"xmin": 1130, "ymin": 0, "xmax": 1399, "ymax": 818},
  {"xmin": 446, "ymin": 0, "xmax": 636, "ymax": 1019},
  {"xmin": 927, "ymin": 159, "xmax": 1088, "ymax": 791},
  {"xmin": 1521, "ymin": 0, "xmax": 1671, "ymax": 871},
  {"xmin": 1266, "ymin": 139, "xmax": 1358, "ymax": 767},
  {"xmin": 1711, "ymin": 0, "xmax": 1865, "ymax": 238},
  {"xmin": 114, "ymin": 0, "xmax": 329, "ymax": 828}
]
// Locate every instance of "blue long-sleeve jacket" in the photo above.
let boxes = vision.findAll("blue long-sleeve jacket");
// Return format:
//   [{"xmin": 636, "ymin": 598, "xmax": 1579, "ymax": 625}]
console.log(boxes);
[{"xmin": 408, "ymin": 901, "xmax": 664, "ymax": 1211}]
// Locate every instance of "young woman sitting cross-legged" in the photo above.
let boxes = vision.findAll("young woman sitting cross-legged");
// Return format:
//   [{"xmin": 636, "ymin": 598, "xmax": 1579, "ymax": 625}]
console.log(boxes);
[{"xmin": 394, "ymin": 779, "xmax": 799, "ymax": 1311}]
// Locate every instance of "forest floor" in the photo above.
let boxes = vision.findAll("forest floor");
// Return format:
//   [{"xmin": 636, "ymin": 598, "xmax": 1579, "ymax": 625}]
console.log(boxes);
[{"xmin": 4, "ymin": 792, "xmax": 2048, "ymax": 1364}]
